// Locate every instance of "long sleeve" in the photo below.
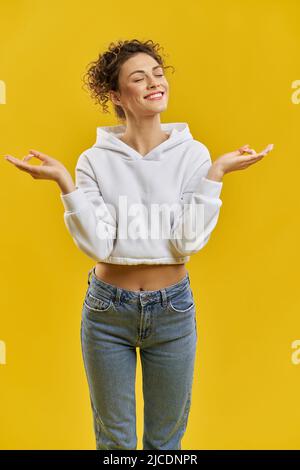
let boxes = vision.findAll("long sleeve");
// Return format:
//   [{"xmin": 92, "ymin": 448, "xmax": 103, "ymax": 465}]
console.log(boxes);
[
  {"xmin": 60, "ymin": 152, "xmax": 117, "ymax": 261},
  {"xmin": 170, "ymin": 149, "xmax": 223, "ymax": 256}
]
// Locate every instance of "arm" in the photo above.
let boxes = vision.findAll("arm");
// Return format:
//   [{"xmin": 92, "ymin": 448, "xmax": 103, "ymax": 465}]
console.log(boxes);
[
  {"xmin": 60, "ymin": 152, "xmax": 117, "ymax": 261},
  {"xmin": 170, "ymin": 148, "xmax": 223, "ymax": 256}
]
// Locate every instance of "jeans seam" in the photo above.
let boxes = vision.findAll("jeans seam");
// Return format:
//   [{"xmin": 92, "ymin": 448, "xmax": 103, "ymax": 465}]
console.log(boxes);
[{"xmin": 156, "ymin": 390, "xmax": 192, "ymax": 448}]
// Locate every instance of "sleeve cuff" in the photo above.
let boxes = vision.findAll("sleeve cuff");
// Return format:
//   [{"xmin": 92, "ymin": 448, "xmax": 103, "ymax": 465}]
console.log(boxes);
[
  {"xmin": 199, "ymin": 176, "xmax": 223, "ymax": 199},
  {"xmin": 60, "ymin": 187, "xmax": 89, "ymax": 212}
]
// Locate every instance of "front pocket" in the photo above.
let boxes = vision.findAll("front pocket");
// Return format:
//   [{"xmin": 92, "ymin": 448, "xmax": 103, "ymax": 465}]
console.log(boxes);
[
  {"xmin": 167, "ymin": 288, "xmax": 195, "ymax": 313},
  {"xmin": 84, "ymin": 291, "xmax": 113, "ymax": 313}
]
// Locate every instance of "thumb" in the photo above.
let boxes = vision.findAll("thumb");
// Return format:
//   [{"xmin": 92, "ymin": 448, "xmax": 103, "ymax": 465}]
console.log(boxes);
[
  {"xmin": 237, "ymin": 145, "xmax": 256, "ymax": 155},
  {"xmin": 230, "ymin": 149, "xmax": 247, "ymax": 157},
  {"xmin": 223, "ymin": 145, "xmax": 250, "ymax": 157}
]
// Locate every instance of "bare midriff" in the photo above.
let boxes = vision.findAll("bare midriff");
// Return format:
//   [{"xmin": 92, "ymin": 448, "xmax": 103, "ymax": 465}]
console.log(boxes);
[{"xmin": 94, "ymin": 262, "xmax": 188, "ymax": 291}]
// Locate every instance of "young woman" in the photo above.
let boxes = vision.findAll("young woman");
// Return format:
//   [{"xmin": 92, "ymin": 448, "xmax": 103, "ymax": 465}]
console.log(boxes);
[{"xmin": 5, "ymin": 39, "xmax": 273, "ymax": 450}]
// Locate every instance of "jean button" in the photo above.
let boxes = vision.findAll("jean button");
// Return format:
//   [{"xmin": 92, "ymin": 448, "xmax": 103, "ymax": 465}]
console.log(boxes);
[{"xmin": 140, "ymin": 293, "xmax": 149, "ymax": 304}]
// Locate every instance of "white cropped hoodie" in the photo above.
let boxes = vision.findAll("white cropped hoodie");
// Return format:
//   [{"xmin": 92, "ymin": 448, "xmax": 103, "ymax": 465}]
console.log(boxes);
[{"xmin": 60, "ymin": 122, "xmax": 224, "ymax": 265}]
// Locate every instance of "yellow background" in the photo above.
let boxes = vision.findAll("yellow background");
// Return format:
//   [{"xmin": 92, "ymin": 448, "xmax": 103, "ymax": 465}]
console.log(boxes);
[{"xmin": 1, "ymin": 0, "xmax": 300, "ymax": 450}]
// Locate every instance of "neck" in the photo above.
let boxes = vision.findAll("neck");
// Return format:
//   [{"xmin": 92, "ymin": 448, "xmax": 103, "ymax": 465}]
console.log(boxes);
[{"xmin": 119, "ymin": 116, "xmax": 169, "ymax": 156}]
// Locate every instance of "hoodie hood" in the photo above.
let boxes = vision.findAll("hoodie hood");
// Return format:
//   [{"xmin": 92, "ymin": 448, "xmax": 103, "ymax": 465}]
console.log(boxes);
[{"xmin": 92, "ymin": 122, "xmax": 194, "ymax": 161}]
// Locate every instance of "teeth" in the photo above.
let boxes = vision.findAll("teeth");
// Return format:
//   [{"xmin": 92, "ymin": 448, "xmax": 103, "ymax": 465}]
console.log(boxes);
[{"xmin": 146, "ymin": 93, "xmax": 163, "ymax": 99}]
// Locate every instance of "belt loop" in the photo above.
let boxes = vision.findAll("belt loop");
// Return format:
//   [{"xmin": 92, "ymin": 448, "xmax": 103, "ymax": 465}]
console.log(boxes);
[
  {"xmin": 160, "ymin": 288, "xmax": 168, "ymax": 308},
  {"xmin": 114, "ymin": 287, "xmax": 122, "ymax": 306},
  {"xmin": 87, "ymin": 268, "xmax": 93, "ymax": 286}
]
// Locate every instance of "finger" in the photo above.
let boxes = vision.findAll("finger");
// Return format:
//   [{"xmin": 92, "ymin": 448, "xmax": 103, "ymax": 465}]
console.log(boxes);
[
  {"xmin": 263, "ymin": 143, "xmax": 274, "ymax": 153},
  {"xmin": 253, "ymin": 145, "xmax": 274, "ymax": 158},
  {"xmin": 232, "ymin": 148, "xmax": 251, "ymax": 157},
  {"xmin": 22, "ymin": 153, "xmax": 42, "ymax": 162},
  {"xmin": 28, "ymin": 149, "xmax": 49, "ymax": 161},
  {"xmin": 243, "ymin": 148, "xmax": 256, "ymax": 155},
  {"xmin": 5, "ymin": 154, "xmax": 33, "ymax": 163},
  {"xmin": 237, "ymin": 145, "xmax": 249, "ymax": 154},
  {"xmin": 246, "ymin": 151, "xmax": 268, "ymax": 161},
  {"xmin": 237, "ymin": 143, "xmax": 274, "ymax": 162},
  {"xmin": 238, "ymin": 145, "xmax": 256, "ymax": 155},
  {"xmin": 239, "ymin": 144, "xmax": 250, "ymax": 151},
  {"xmin": 4, "ymin": 155, "xmax": 40, "ymax": 173},
  {"xmin": 4, "ymin": 155, "xmax": 16, "ymax": 163},
  {"xmin": 4, "ymin": 155, "xmax": 22, "ymax": 163},
  {"xmin": 250, "ymin": 144, "xmax": 274, "ymax": 157}
]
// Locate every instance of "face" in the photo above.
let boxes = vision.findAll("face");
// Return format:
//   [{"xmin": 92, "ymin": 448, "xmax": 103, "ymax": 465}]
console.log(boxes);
[{"xmin": 110, "ymin": 52, "xmax": 169, "ymax": 119}]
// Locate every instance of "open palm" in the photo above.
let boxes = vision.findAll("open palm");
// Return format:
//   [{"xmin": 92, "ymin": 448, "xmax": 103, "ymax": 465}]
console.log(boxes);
[
  {"xmin": 216, "ymin": 143, "xmax": 274, "ymax": 174},
  {"xmin": 4, "ymin": 149, "xmax": 69, "ymax": 181}
]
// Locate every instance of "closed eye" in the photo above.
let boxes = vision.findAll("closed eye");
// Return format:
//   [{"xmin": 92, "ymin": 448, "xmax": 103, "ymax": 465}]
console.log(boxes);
[{"xmin": 134, "ymin": 74, "xmax": 164, "ymax": 82}]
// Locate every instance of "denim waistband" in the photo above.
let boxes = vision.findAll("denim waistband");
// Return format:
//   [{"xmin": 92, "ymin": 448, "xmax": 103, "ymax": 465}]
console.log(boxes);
[{"xmin": 86, "ymin": 266, "xmax": 191, "ymax": 306}]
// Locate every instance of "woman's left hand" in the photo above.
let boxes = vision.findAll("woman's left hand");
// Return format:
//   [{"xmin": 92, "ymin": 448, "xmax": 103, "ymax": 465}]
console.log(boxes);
[{"xmin": 213, "ymin": 143, "xmax": 274, "ymax": 177}]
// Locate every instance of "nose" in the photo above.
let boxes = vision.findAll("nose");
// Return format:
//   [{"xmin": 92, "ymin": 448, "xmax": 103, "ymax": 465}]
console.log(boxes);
[
  {"xmin": 147, "ymin": 76, "xmax": 161, "ymax": 88},
  {"xmin": 146, "ymin": 84, "xmax": 162, "ymax": 95}
]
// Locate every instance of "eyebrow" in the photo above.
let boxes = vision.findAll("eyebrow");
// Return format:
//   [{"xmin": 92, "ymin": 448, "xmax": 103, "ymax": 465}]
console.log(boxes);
[{"xmin": 128, "ymin": 65, "xmax": 164, "ymax": 78}]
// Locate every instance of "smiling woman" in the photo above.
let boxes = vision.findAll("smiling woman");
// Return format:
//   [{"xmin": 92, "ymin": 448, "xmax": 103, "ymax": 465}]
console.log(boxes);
[
  {"xmin": 82, "ymin": 39, "xmax": 175, "ymax": 122},
  {"xmin": 4, "ymin": 37, "xmax": 274, "ymax": 451}
]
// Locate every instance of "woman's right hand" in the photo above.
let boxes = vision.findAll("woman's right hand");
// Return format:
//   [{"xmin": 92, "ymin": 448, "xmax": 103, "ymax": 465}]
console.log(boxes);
[{"xmin": 4, "ymin": 149, "xmax": 76, "ymax": 193}]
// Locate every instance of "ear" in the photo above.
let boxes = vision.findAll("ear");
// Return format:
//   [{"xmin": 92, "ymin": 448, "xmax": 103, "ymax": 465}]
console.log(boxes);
[{"xmin": 109, "ymin": 90, "xmax": 121, "ymax": 106}]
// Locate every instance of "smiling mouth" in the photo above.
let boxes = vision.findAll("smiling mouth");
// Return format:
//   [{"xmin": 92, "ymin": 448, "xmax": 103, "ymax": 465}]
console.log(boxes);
[{"xmin": 144, "ymin": 91, "xmax": 165, "ymax": 100}]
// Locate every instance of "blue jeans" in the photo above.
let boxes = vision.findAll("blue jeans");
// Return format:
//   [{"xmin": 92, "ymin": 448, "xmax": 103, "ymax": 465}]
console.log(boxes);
[{"xmin": 80, "ymin": 266, "xmax": 198, "ymax": 450}]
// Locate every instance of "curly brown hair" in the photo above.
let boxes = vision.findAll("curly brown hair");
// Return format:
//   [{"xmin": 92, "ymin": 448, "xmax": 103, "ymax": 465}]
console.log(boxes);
[{"xmin": 82, "ymin": 39, "xmax": 175, "ymax": 122}]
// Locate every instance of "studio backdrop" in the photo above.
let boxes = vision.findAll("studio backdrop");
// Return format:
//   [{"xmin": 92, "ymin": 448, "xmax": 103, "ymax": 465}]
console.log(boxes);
[{"xmin": 0, "ymin": 0, "xmax": 300, "ymax": 450}]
